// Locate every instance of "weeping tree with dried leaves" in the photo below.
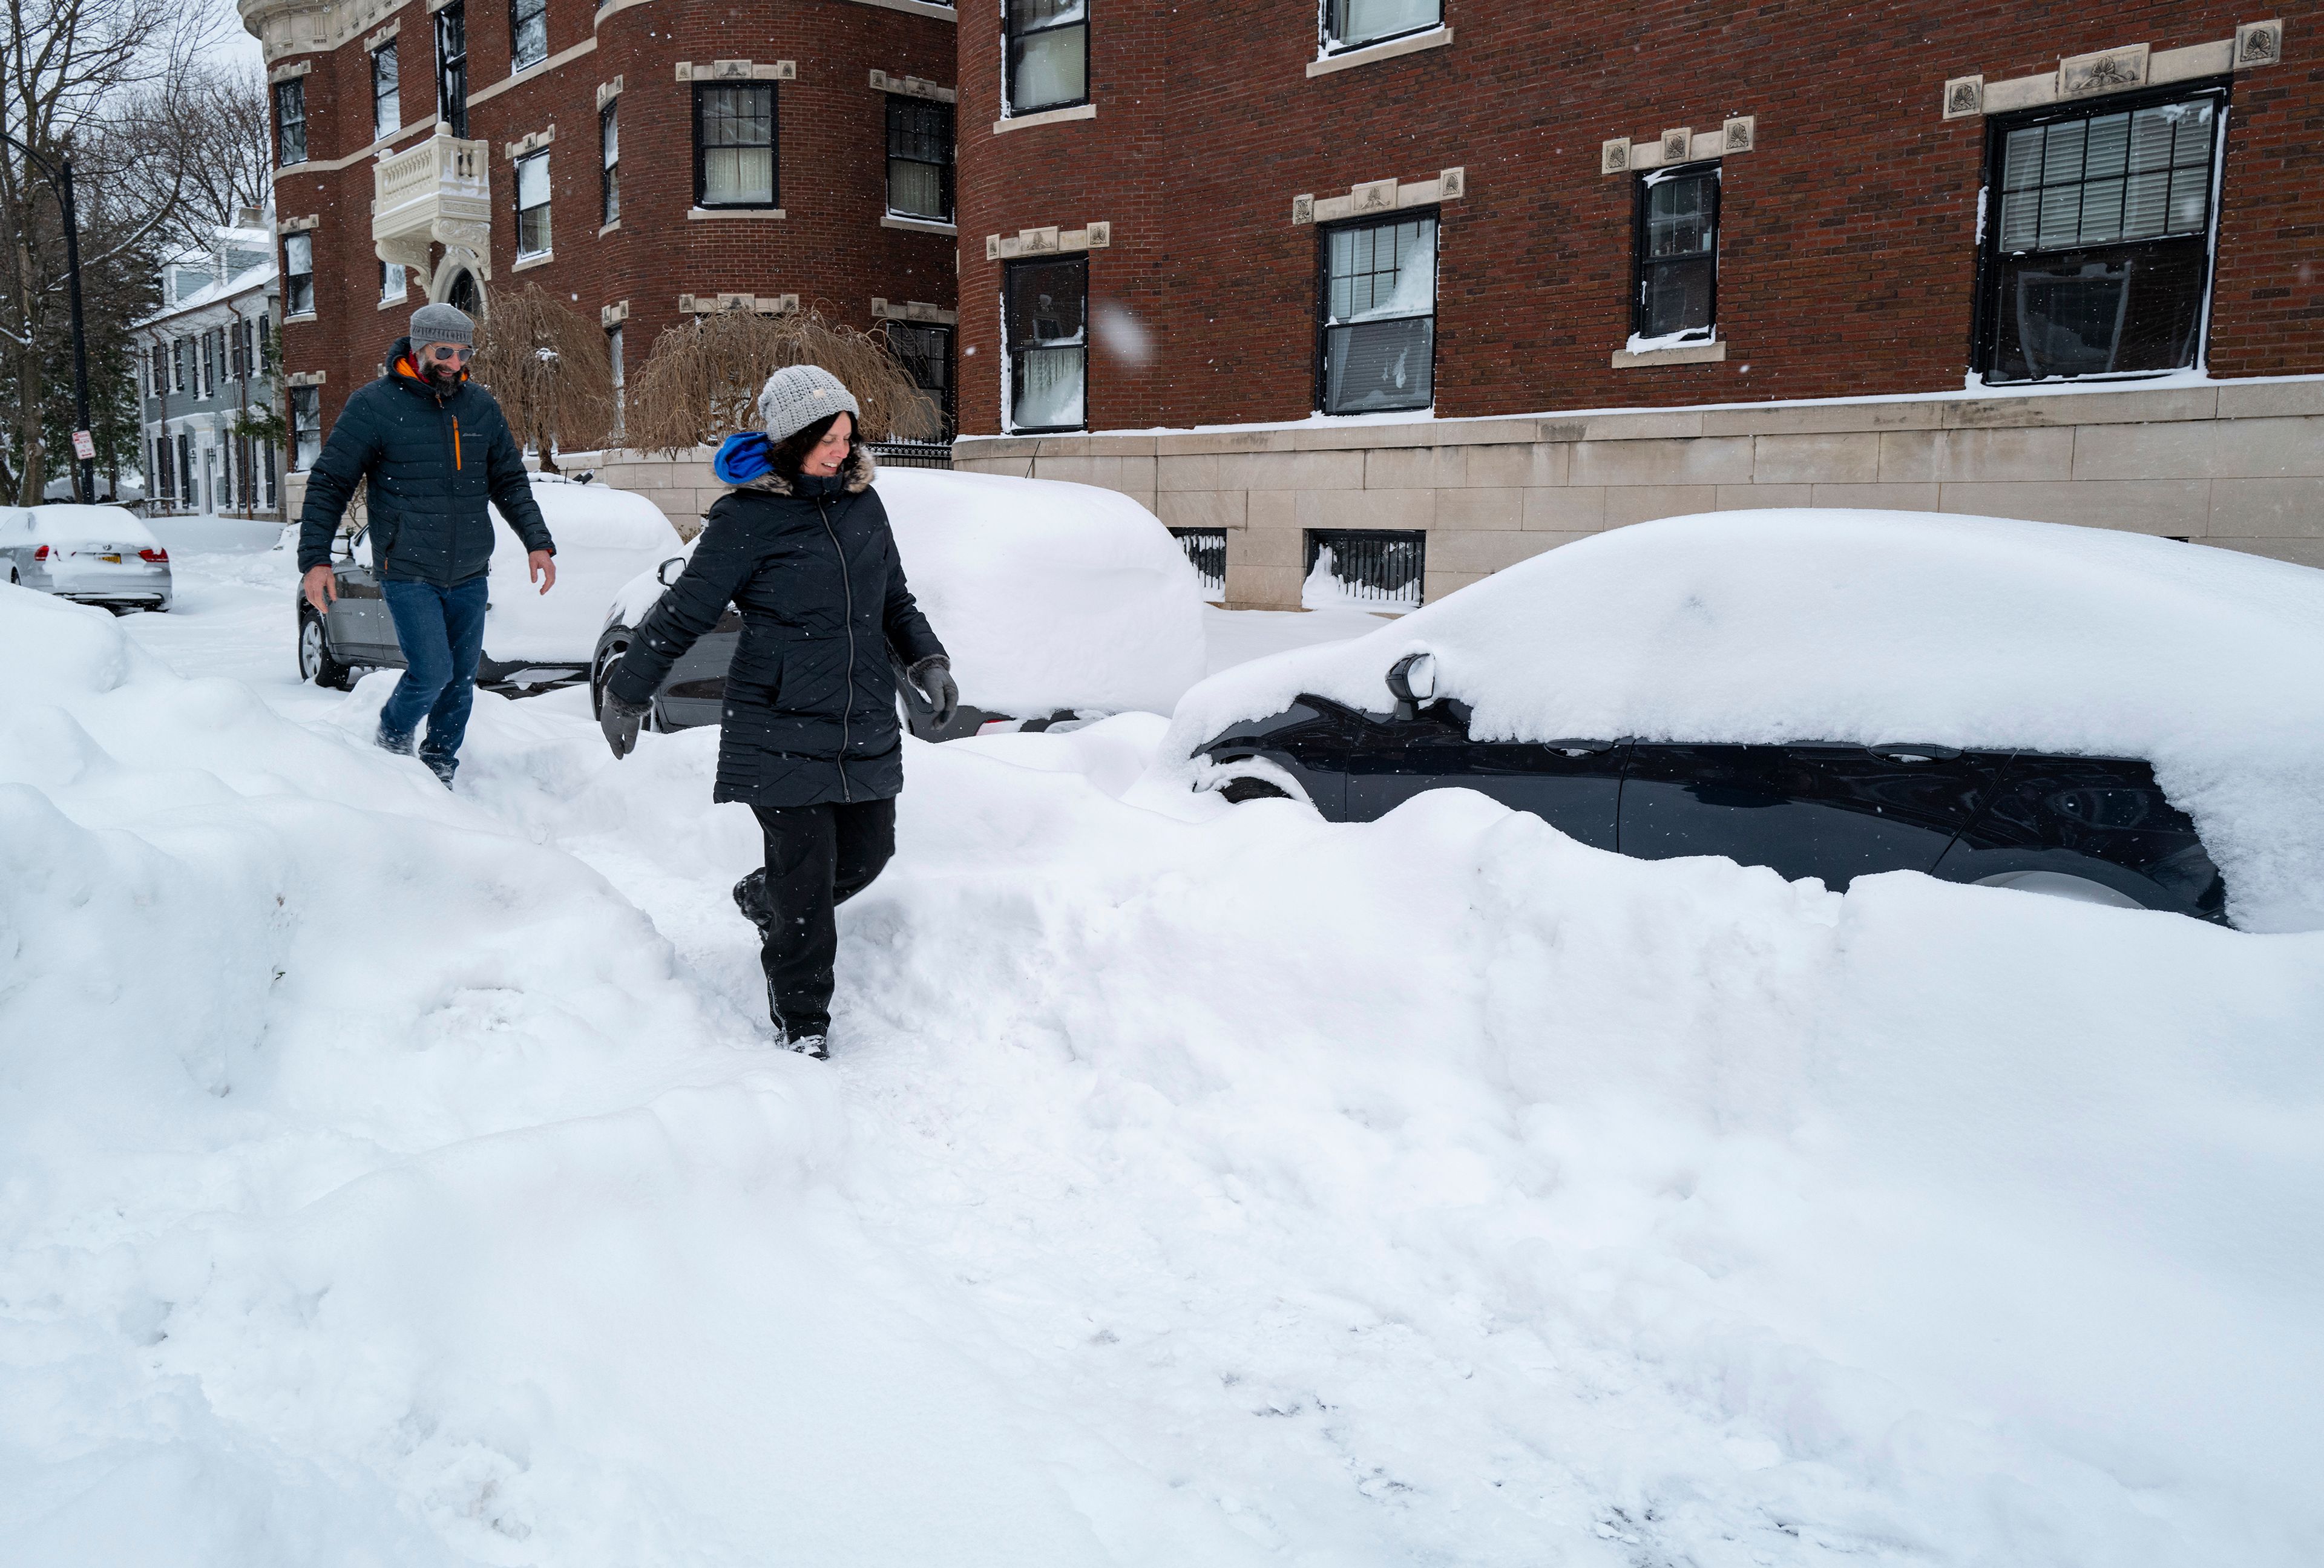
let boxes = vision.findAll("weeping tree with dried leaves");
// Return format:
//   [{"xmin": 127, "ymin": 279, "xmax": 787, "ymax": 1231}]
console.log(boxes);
[
  {"xmin": 471, "ymin": 284, "xmax": 617, "ymax": 472},
  {"xmin": 622, "ymin": 305, "xmax": 937, "ymax": 454}
]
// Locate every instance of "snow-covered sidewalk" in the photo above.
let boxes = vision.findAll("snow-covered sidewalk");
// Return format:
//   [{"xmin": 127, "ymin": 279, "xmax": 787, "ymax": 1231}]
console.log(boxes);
[{"xmin": 4, "ymin": 550, "xmax": 2320, "ymax": 1567}]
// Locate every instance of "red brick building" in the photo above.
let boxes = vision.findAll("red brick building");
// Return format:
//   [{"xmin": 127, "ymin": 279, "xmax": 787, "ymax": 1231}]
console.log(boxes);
[
  {"xmin": 244, "ymin": 0, "xmax": 962, "ymax": 471},
  {"xmin": 944, "ymin": 5, "xmax": 2318, "ymax": 605}
]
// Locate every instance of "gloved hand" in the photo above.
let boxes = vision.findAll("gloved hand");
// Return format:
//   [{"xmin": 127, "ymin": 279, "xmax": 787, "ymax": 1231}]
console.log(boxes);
[
  {"xmin": 908, "ymin": 655, "xmax": 959, "ymax": 729},
  {"xmin": 600, "ymin": 689, "xmax": 649, "ymax": 759}
]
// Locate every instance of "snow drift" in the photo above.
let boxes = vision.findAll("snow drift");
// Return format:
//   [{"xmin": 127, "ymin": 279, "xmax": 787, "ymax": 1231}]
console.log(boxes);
[
  {"xmin": 1164, "ymin": 510, "xmax": 2324, "ymax": 931},
  {"xmin": 485, "ymin": 476, "xmax": 683, "ymax": 663}
]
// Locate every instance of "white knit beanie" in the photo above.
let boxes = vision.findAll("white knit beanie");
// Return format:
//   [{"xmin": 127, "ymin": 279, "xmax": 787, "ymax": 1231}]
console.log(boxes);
[{"xmin": 757, "ymin": 364, "xmax": 862, "ymax": 443}]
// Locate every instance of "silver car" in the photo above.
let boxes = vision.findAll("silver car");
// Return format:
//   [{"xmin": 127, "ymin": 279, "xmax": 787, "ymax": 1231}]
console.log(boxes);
[{"xmin": 0, "ymin": 504, "xmax": 173, "ymax": 612}]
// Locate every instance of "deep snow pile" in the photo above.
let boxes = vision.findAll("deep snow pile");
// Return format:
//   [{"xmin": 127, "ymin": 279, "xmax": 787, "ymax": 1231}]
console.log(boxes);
[
  {"xmin": 1167, "ymin": 510, "xmax": 2324, "ymax": 931},
  {"xmin": 7, "ymin": 572, "xmax": 2323, "ymax": 1567}
]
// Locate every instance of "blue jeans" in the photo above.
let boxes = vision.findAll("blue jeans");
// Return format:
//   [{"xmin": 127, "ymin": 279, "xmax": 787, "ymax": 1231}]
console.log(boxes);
[{"xmin": 378, "ymin": 576, "xmax": 490, "ymax": 780}]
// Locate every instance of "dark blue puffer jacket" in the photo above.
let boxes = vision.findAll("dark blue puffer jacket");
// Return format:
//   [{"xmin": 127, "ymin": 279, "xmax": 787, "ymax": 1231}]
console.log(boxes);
[{"xmin": 295, "ymin": 338, "xmax": 553, "ymax": 585}]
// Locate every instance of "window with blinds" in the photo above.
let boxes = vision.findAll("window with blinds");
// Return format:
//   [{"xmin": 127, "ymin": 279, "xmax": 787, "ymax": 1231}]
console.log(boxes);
[
  {"xmin": 1978, "ymin": 88, "xmax": 2224, "ymax": 384},
  {"xmin": 1318, "ymin": 212, "xmax": 1436, "ymax": 415}
]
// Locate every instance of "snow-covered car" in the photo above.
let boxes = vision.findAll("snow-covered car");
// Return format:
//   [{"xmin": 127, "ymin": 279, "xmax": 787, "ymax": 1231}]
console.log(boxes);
[
  {"xmin": 591, "ymin": 466, "xmax": 1208, "ymax": 740},
  {"xmin": 1169, "ymin": 510, "xmax": 2324, "ymax": 932},
  {"xmin": 297, "ymin": 474, "xmax": 684, "ymax": 692},
  {"xmin": 1, "ymin": 504, "xmax": 172, "ymax": 612}
]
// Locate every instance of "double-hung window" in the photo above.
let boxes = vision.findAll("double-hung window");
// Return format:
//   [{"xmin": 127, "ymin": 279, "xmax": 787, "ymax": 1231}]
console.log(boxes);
[
  {"xmin": 1004, "ymin": 257, "xmax": 1086, "ymax": 433},
  {"xmin": 885, "ymin": 97, "xmax": 953, "ymax": 222},
  {"xmin": 274, "ymin": 79, "xmax": 307, "ymax": 166},
  {"xmin": 381, "ymin": 260, "xmax": 407, "ymax": 302},
  {"xmin": 372, "ymin": 44, "xmax": 401, "ymax": 140},
  {"xmin": 606, "ymin": 324, "xmax": 624, "ymax": 432},
  {"xmin": 514, "ymin": 151, "xmax": 551, "ymax": 258},
  {"xmin": 149, "ymin": 344, "xmax": 166, "ymax": 396},
  {"xmin": 694, "ymin": 85, "xmax": 775, "ymax": 208},
  {"xmin": 600, "ymin": 102, "xmax": 620, "ymax": 225},
  {"xmin": 1005, "ymin": 0, "xmax": 1088, "ymax": 116},
  {"xmin": 1977, "ymin": 85, "xmax": 2224, "ymax": 383},
  {"xmin": 1632, "ymin": 162, "xmax": 1719, "ymax": 345},
  {"xmin": 289, "ymin": 387, "xmax": 321, "ymax": 471},
  {"xmin": 510, "ymin": 0, "xmax": 548, "ymax": 73},
  {"xmin": 283, "ymin": 232, "xmax": 315, "ymax": 316},
  {"xmin": 1318, "ymin": 211, "xmax": 1436, "ymax": 415},
  {"xmin": 1321, "ymin": 0, "xmax": 1440, "ymax": 54},
  {"xmin": 436, "ymin": 2, "xmax": 469, "ymax": 137},
  {"xmin": 171, "ymin": 339, "xmax": 186, "ymax": 392},
  {"xmin": 885, "ymin": 321, "xmax": 954, "ymax": 438},
  {"xmin": 200, "ymin": 332, "xmax": 215, "ymax": 398}
]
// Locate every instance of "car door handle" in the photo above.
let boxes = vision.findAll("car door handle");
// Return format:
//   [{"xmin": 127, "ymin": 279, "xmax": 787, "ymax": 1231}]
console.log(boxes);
[
  {"xmin": 1542, "ymin": 738, "xmax": 1617, "ymax": 755},
  {"xmin": 1866, "ymin": 743, "xmax": 1963, "ymax": 763}
]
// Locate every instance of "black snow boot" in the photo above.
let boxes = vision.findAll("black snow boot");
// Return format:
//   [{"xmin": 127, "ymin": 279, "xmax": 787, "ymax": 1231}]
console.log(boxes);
[{"xmin": 733, "ymin": 869, "xmax": 776, "ymax": 942}]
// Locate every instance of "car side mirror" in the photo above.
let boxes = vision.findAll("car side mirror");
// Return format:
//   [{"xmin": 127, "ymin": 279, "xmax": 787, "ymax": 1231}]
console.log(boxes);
[
  {"xmin": 656, "ymin": 556, "xmax": 685, "ymax": 588},
  {"xmin": 333, "ymin": 528, "xmax": 356, "ymax": 562},
  {"xmin": 1385, "ymin": 652, "xmax": 1438, "ymax": 721}
]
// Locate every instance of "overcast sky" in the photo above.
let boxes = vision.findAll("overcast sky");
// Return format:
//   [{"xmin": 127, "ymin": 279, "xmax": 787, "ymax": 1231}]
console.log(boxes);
[{"xmin": 200, "ymin": 0, "xmax": 264, "ymax": 75}]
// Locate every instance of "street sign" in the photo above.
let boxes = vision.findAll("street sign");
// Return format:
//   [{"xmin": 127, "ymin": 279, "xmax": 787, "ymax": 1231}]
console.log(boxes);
[{"xmin": 70, "ymin": 430, "xmax": 95, "ymax": 461}]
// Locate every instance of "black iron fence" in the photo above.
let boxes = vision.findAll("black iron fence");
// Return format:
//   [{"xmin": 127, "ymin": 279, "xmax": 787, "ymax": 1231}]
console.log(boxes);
[
  {"xmin": 1168, "ymin": 526, "xmax": 1227, "ymax": 599},
  {"xmin": 867, "ymin": 441, "xmax": 953, "ymax": 470},
  {"xmin": 1304, "ymin": 528, "xmax": 1425, "ymax": 609}
]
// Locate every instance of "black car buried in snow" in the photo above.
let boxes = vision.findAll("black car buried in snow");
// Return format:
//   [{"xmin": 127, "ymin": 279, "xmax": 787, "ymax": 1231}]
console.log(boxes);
[{"xmin": 1176, "ymin": 511, "xmax": 2297, "ymax": 926}]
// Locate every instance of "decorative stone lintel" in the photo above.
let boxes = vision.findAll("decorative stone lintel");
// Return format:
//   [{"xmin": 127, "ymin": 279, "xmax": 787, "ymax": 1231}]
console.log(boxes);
[
  {"xmin": 2060, "ymin": 42, "xmax": 2150, "ymax": 98},
  {"xmin": 868, "ymin": 69, "xmax": 956, "ymax": 103},
  {"xmin": 364, "ymin": 19, "xmax": 399, "ymax": 50},
  {"xmin": 1599, "ymin": 119, "xmax": 1756, "ymax": 175},
  {"xmin": 983, "ymin": 221, "xmax": 1113, "ymax": 260},
  {"xmin": 872, "ymin": 297, "xmax": 960, "ymax": 326},
  {"xmin": 1941, "ymin": 22, "xmax": 2282, "ymax": 117},
  {"xmin": 1292, "ymin": 168, "xmax": 1466, "ymax": 225},
  {"xmin": 676, "ymin": 59, "xmax": 796, "ymax": 82},
  {"xmin": 504, "ymin": 126, "xmax": 555, "ymax": 160},
  {"xmin": 601, "ymin": 300, "xmax": 630, "ymax": 328},
  {"xmin": 285, "ymin": 370, "xmax": 328, "ymax": 386},
  {"xmin": 677, "ymin": 293, "xmax": 799, "ymax": 315},
  {"xmin": 597, "ymin": 76, "xmax": 625, "ymax": 111},
  {"xmin": 279, "ymin": 214, "xmax": 321, "ymax": 233},
  {"xmin": 268, "ymin": 61, "xmax": 311, "ymax": 83}
]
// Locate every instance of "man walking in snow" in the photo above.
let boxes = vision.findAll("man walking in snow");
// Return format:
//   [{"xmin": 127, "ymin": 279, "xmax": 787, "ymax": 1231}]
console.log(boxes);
[{"xmin": 297, "ymin": 303, "xmax": 557, "ymax": 786}]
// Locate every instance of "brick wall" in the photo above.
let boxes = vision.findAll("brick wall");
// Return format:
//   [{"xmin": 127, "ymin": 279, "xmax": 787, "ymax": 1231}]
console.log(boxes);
[
  {"xmin": 262, "ymin": 0, "xmax": 957, "ymax": 445},
  {"xmin": 953, "ymin": 2, "xmax": 2322, "ymax": 436}
]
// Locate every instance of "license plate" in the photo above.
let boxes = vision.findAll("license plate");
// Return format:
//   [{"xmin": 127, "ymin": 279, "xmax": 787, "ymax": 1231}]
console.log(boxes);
[{"xmin": 96, "ymin": 553, "xmax": 122, "ymax": 563}]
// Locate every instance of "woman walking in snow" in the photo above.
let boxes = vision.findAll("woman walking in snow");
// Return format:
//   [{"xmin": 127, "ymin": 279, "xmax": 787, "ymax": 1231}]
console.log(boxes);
[{"xmin": 596, "ymin": 366, "xmax": 957, "ymax": 1058}]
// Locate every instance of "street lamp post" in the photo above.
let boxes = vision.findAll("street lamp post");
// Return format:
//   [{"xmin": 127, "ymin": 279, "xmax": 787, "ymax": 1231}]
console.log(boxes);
[{"xmin": 3, "ymin": 131, "xmax": 97, "ymax": 505}]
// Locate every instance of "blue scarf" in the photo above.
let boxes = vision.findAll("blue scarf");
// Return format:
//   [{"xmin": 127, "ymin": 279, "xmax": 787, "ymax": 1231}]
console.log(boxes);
[{"xmin": 712, "ymin": 431, "xmax": 772, "ymax": 485}]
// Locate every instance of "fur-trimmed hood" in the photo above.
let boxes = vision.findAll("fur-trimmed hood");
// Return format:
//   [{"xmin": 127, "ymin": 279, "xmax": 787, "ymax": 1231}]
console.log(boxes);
[{"xmin": 734, "ymin": 444, "xmax": 878, "ymax": 497}]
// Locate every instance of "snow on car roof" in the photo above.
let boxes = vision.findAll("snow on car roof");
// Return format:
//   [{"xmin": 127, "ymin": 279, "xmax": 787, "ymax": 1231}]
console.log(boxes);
[
  {"xmin": 495, "ymin": 475, "xmax": 681, "ymax": 553},
  {"xmin": 602, "ymin": 464, "xmax": 1209, "ymax": 719},
  {"xmin": 24, "ymin": 505, "xmax": 160, "ymax": 546},
  {"xmin": 1164, "ymin": 509, "xmax": 2324, "ymax": 932}
]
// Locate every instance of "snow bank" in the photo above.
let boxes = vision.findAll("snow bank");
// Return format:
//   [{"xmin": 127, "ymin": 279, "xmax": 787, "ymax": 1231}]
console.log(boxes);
[
  {"xmin": 487, "ymin": 476, "xmax": 682, "ymax": 663},
  {"xmin": 1166, "ymin": 510, "xmax": 2324, "ymax": 930},
  {"xmin": 0, "ymin": 585, "xmax": 1247, "ymax": 1567},
  {"xmin": 876, "ymin": 467, "xmax": 1207, "ymax": 716}
]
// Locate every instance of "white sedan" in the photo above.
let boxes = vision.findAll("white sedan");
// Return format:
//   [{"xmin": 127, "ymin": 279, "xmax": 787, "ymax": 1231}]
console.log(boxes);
[{"xmin": 1, "ymin": 505, "xmax": 173, "ymax": 612}]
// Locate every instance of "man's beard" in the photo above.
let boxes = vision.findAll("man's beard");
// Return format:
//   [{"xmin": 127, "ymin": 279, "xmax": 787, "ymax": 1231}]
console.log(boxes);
[{"xmin": 423, "ymin": 362, "xmax": 462, "ymax": 388}]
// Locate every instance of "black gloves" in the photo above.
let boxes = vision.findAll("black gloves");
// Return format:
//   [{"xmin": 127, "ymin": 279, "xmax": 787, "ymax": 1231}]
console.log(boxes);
[
  {"xmin": 908, "ymin": 655, "xmax": 959, "ymax": 729},
  {"xmin": 600, "ymin": 689, "xmax": 649, "ymax": 759}
]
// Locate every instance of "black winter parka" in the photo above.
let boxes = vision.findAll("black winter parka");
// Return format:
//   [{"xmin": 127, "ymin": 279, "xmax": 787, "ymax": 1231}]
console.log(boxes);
[
  {"xmin": 606, "ymin": 447, "xmax": 947, "ymax": 808},
  {"xmin": 296, "ymin": 338, "xmax": 554, "ymax": 586}
]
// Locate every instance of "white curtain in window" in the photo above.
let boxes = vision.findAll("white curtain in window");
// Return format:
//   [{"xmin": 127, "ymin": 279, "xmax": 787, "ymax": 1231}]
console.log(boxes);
[
  {"xmin": 1010, "ymin": 27, "xmax": 1086, "ymax": 111},
  {"xmin": 888, "ymin": 158, "xmax": 942, "ymax": 218},
  {"xmin": 1335, "ymin": 0, "xmax": 1437, "ymax": 47},
  {"xmin": 1014, "ymin": 346, "xmax": 1084, "ymax": 430}
]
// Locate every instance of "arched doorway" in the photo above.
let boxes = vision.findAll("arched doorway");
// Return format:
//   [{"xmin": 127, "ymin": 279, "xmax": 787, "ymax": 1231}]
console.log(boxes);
[{"xmin": 446, "ymin": 269, "xmax": 481, "ymax": 317}]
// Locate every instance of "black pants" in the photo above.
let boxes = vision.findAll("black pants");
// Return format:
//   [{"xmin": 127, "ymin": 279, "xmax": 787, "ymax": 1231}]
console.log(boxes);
[{"xmin": 743, "ymin": 798, "xmax": 897, "ymax": 1038}]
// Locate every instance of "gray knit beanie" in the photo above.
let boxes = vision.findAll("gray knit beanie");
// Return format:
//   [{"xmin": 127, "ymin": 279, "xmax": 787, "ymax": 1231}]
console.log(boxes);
[
  {"xmin": 757, "ymin": 364, "xmax": 861, "ymax": 443},
  {"xmin": 409, "ymin": 301, "xmax": 475, "ymax": 348}
]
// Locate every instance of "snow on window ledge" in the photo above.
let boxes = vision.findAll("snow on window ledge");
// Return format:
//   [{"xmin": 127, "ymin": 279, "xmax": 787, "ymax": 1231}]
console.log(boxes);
[
  {"xmin": 1308, "ymin": 25, "xmax": 1451, "ymax": 79},
  {"xmin": 991, "ymin": 102, "xmax": 1096, "ymax": 136},
  {"xmin": 1612, "ymin": 338, "xmax": 1727, "ymax": 370},
  {"xmin": 882, "ymin": 214, "xmax": 957, "ymax": 236},
  {"xmin": 511, "ymin": 250, "xmax": 555, "ymax": 273}
]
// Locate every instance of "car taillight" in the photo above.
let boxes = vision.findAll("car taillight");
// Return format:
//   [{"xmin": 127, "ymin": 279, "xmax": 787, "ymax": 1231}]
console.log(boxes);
[
  {"xmin": 31, "ymin": 544, "xmax": 47, "ymax": 560},
  {"xmin": 139, "ymin": 547, "xmax": 168, "ymax": 563}
]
